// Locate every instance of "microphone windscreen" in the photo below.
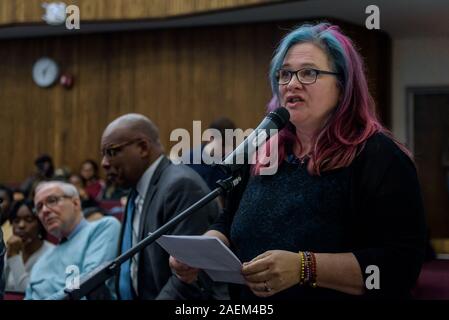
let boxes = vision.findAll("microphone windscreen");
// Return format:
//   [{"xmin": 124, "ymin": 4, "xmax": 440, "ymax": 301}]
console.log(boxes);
[{"xmin": 269, "ymin": 107, "xmax": 290, "ymax": 129}]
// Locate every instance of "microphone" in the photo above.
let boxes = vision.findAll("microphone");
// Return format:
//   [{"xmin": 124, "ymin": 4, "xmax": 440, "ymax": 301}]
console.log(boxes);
[{"xmin": 220, "ymin": 107, "xmax": 290, "ymax": 173}]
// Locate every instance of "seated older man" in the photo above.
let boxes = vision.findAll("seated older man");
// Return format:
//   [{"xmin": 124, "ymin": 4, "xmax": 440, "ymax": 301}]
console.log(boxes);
[{"xmin": 25, "ymin": 181, "xmax": 120, "ymax": 300}]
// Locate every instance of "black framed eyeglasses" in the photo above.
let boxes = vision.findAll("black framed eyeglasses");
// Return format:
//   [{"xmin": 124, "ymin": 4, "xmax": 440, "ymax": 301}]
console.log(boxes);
[
  {"xmin": 101, "ymin": 138, "xmax": 142, "ymax": 158},
  {"xmin": 276, "ymin": 68, "xmax": 339, "ymax": 85},
  {"xmin": 34, "ymin": 194, "xmax": 73, "ymax": 215}
]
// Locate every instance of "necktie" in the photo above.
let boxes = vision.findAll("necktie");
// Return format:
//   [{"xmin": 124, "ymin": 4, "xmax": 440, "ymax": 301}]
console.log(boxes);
[{"xmin": 119, "ymin": 189, "xmax": 137, "ymax": 300}]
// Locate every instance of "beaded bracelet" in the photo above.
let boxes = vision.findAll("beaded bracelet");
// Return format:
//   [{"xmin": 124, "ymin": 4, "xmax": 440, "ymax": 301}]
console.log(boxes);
[
  {"xmin": 304, "ymin": 251, "xmax": 312, "ymax": 283},
  {"xmin": 309, "ymin": 251, "xmax": 317, "ymax": 288},
  {"xmin": 298, "ymin": 251, "xmax": 318, "ymax": 288},
  {"xmin": 298, "ymin": 251, "xmax": 306, "ymax": 285}
]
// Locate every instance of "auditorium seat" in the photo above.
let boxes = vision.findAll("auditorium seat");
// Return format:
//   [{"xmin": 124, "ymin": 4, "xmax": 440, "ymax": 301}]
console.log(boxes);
[
  {"xmin": 413, "ymin": 259, "xmax": 449, "ymax": 299},
  {"xmin": 3, "ymin": 291, "xmax": 25, "ymax": 300},
  {"xmin": 99, "ymin": 200, "xmax": 124, "ymax": 222}
]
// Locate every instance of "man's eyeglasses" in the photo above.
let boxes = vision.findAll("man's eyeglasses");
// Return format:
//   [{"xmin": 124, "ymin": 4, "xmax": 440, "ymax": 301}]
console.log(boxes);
[
  {"xmin": 276, "ymin": 68, "xmax": 339, "ymax": 85},
  {"xmin": 101, "ymin": 138, "xmax": 142, "ymax": 158},
  {"xmin": 34, "ymin": 195, "xmax": 72, "ymax": 215}
]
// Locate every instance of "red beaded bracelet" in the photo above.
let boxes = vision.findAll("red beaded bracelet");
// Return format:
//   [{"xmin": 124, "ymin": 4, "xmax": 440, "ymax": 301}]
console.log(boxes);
[{"xmin": 309, "ymin": 251, "xmax": 317, "ymax": 288}]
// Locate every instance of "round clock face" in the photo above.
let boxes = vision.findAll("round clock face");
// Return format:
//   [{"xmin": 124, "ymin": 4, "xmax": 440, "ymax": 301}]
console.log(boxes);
[{"xmin": 32, "ymin": 57, "xmax": 60, "ymax": 87}]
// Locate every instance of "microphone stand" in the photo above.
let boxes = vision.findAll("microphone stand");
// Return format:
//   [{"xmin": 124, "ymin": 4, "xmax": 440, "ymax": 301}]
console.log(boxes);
[{"xmin": 63, "ymin": 173, "xmax": 242, "ymax": 300}]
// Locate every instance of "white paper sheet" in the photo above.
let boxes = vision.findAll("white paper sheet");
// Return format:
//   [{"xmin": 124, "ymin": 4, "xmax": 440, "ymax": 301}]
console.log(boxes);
[{"xmin": 156, "ymin": 235, "xmax": 245, "ymax": 284}]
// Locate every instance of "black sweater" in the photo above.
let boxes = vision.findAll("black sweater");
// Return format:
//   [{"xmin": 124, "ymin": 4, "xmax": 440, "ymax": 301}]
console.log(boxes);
[{"xmin": 209, "ymin": 133, "xmax": 427, "ymax": 299}]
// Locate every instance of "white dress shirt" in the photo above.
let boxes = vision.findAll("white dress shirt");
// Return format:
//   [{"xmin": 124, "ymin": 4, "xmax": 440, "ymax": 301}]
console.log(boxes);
[{"xmin": 131, "ymin": 155, "xmax": 164, "ymax": 293}]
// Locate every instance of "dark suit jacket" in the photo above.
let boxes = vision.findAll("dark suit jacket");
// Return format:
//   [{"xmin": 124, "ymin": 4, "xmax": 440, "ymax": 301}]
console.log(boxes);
[{"xmin": 116, "ymin": 156, "xmax": 222, "ymax": 300}]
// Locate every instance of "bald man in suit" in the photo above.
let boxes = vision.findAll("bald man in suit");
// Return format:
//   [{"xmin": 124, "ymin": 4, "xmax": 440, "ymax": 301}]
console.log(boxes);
[{"xmin": 101, "ymin": 113, "xmax": 226, "ymax": 300}]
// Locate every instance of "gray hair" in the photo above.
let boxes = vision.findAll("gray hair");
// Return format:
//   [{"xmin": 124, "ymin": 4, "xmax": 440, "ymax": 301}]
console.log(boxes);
[{"xmin": 35, "ymin": 181, "xmax": 80, "ymax": 199}]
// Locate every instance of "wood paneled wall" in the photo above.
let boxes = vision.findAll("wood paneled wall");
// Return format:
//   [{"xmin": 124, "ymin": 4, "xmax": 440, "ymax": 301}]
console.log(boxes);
[
  {"xmin": 0, "ymin": 20, "xmax": 390, "ymax": 184},
  {"xmin": 0, "ymin": 0, "xmax": 279, "ymax": 25}
]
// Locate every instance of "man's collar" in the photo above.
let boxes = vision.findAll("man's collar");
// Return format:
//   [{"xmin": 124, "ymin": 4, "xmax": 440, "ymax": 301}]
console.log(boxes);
[{"xmin": 61, "ymin": 218, "xmax": 88, "ymax": 243}]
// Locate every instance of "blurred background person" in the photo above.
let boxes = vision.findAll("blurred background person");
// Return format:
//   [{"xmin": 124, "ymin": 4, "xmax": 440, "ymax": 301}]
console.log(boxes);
[
  {"xmin": 69, "ymin": 174, "xmax": 92, "ymax": 205},
  {"xmin": 186, "ymin": 117, "xmax": 236, "ymax": 207},
  {"xmin": 1, "ymin": 185, "xmax": 14, "ymax": 242},
  {"xmin": 53, "ymin": 166, "xmax": 71, "ymax": 182},
  {"xmin": 68, "ymin": 173, "xmax": 86, "ymax": 198},
  {"xmin": 83, "ymin": 207, "xmax": 107, "ymax": 222},
  {"xmin": 12, "ymin": 188, "xmax": 25, "ymax": 203},
  {"xmin": 102, "ymin": 175, "xmax": 128, "ymax": 201},
  {"xmin": 80, "ymin": 159, "xmax": 105, "ymax": 202},
  {"xmin": 20, "ymin": 154, "xmax": 55, "ymax": 200},
  {"xmin": 3, "ymin": 200, "xmax": 54, "ymax": 293}
]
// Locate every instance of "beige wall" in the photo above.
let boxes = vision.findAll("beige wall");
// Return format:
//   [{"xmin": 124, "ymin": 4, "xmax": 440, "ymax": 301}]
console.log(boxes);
[{"xmin": 392, "ymin": 36, "xmax": 449, "ymax": 144}]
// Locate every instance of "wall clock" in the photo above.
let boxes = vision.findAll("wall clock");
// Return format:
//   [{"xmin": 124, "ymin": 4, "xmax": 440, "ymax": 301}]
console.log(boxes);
[{"xmin": 32, "ymin": 57, "xmax": 60, "ymax": 88}]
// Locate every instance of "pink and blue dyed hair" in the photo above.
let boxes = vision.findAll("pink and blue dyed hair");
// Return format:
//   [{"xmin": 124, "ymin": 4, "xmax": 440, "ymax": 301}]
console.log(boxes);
[{"xmin": 254, "ymin": 23, "xmax": 410, "ymax": 175}]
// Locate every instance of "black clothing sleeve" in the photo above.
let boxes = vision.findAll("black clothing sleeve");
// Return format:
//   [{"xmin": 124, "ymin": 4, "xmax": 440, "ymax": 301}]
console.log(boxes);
[{"xmin": 350, "ymin": 134, "xmax": 426, "ymax": 298}]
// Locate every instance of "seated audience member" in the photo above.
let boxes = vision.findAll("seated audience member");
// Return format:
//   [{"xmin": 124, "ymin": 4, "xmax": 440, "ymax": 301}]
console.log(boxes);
[
  {"xmin": 80, "ymin": 159, "xmax": 105, "ymax": 201},
  {"xmin": 186, "ymin": 117, "xmax": 236, "ymax": 191},
  {"xmin": 69, "ymin": 174, "xmax": 98, "ymax": 210},
  {"xmin": 4, "ymin": 200, "xmax": 54, "ymax": 292},
  {"xmin": 0, "ymin": 185, "xmax": 14, "ymax": 242},
  {"xmin": 185, "ymin": 117, "xmax": 236, "ymax": 208},
  {"xmin": 12, "ymin": 189, "xmax": 25, "ymax": 202},
  {"xmin": 20, "ymin": 154, "xmax": 55, "ymax": 200},
  {"xmin": 53, "ymin": 167, "xmax": 71, "ymax": 182},
  {"xmin": 83, "ymin": 207, "xmax": 107, "ymax": 222},
  {"xmin": 25, "ymin": 181, "xmax": 120, "ymax": 300},
  {"xmin": 102, "ymin": 176, "xmax": 128, "ymax": 201}
]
